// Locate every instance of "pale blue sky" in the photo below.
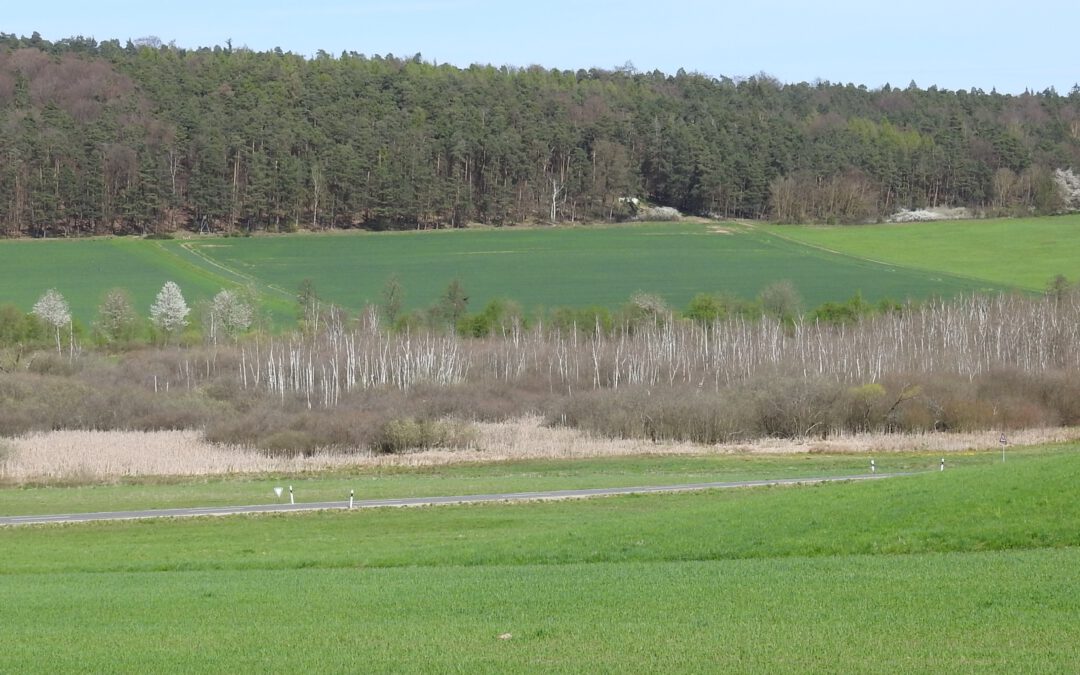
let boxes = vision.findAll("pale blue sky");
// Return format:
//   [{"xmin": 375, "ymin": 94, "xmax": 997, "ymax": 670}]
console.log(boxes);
[{"xmin": 5, "ymin": 1, "xmax": 1076, "ymax": 93}]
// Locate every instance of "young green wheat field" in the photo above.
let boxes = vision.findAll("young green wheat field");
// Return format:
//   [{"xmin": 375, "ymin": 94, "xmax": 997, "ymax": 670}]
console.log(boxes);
[
  {"xmin": 1, "ymin": 445, "xmax": 1078, "ymax": 672},
  {"xmin": 0, "ymin": 220, "xmax": 1022, "ymax": 325}
]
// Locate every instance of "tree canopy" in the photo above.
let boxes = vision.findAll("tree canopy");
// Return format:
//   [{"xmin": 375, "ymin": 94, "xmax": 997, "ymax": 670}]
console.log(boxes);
[{"xmin": 1, "ymin": 33, "xmax": 1078, "ymax": 235}]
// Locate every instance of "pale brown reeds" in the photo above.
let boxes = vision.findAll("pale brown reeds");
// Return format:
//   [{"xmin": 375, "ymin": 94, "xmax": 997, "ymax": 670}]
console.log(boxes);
[
  {"xmin": 722, "ymin": 426, "xmax": 1080, "ymax": 454},
  {"xmin": 0, "ymin": 430, "xmax": 361, "ymax": 484},
  {"xmin": 3, "ymin": 419, "xmax": 1078, "ymax": 485}
]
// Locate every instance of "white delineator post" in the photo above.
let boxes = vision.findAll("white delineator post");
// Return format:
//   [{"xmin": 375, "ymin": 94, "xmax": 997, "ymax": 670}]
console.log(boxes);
[
  {"xmin": 349, "ymin": 489, "xmax": 355, "ymax": 509},
  {"xmin": 870, "ymin": 459, "xmax": 876, "ymax": 474},
  {"xmin": 289, "ymin": 485, "xmax": 294, "ymax": 505},
  {"xmin": 940, "ymin": 458, "xmax": 945, "ymax": 472}
]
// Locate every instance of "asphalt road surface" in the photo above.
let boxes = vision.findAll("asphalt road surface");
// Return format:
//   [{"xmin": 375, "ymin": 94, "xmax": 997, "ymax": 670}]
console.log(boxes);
[{"xmin": 0, "ymin": 473, "xmax": 905, "ymax": 526}]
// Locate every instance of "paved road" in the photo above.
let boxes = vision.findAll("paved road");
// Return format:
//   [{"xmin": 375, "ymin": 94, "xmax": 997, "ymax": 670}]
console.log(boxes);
[{"xmin": 0, "ymin": 473, "xmax": 905, "ymax": 526}]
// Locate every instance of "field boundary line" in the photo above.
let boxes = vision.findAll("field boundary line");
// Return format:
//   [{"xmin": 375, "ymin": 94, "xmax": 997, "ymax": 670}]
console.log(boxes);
[
  {"xmin": 0, "ymin": 473, "xmax": 913, "ymax": 526},
  {"xmin": 748, "ymin": 222, "xmax": 1025, "ymax": 292}
]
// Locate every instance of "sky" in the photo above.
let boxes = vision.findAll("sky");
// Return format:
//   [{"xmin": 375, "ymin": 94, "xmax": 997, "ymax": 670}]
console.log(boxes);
[{"xmin": 4, "ymin": 0, "xmax": 1077, "ymax": 94}]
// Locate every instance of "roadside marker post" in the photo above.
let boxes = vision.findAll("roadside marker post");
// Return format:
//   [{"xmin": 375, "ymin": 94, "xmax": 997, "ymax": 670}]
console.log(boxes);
[
  {"xmin": 349, "ymin": 490, "xmax": 355, "ymax": 509},
  {"xmin": 1000, "ymin": 433, "xmax": 1007, "ymax": 462},
  {"xmin": 870, "ymin": 459, "xmax": 876, "ymax": 474},
  {"xmin": 289, "ymin": 485, "xmax": 294, "ymax": 505},
  {"xmin": 940, "ymin": 458, "xmax": 945, "ymax": 472}
]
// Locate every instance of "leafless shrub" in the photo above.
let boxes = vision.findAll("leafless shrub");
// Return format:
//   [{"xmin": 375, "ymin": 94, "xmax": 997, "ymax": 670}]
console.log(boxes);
[
  {"xmin": 751, "ymin": 377, "xmax": 844, "ymax": 438},
  {"xmin": 0, "ymin": 372, "xmax": 91, "ymax": 435},
  {"xmin": 551, "ymin": 381, "xmax": 825, "ymax": 444},
  {"xmin": 409, "ymin": 381, "xmax": 553, "ymax": 421},
  {"xmin": 373, "ymin": 418, "xmax": 479, "ymax": 454},
  {"xmin": 204, "ymin": 407, "xmax": 370, "ymax": 452},
  {"xmin": 26, "ymin": 352, "xmax": 82, "ymax": 376},
  {"xmin": 837, "ymin": 382, "xmax": 889, "ymax": 432},
  {"xmin": 6, "ymin": 292, "xmax": 1080, "ymax": 450}
]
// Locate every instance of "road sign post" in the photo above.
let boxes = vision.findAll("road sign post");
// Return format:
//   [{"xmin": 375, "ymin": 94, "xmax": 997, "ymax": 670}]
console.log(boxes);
[{"xmin": 1000, "ymin": 433, "xmax": 1007, "ymax": 462}]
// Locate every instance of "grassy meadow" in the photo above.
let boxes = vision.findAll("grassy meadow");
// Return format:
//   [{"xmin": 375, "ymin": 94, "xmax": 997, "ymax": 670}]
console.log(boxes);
[
  {"xmin": 0, "ymin": 450, "xmax": 975, "ymax": 517},
  {"xmin": 771, "ymin": 213, "xmax": 1080, "ymax": 291},
  {"xmin": 1, "ymin": 445, "xmax": 1078, "ymax": 671},
  {"xmin": 0, "ymin": 221, "xmax": 1006, "ymax": 325}
]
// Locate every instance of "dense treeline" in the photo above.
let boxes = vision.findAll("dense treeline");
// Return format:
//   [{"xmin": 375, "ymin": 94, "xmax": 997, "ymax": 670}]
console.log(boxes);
[{"xmin": 2, "ymin": 32, "xmax": 1079, "ymax": 236}]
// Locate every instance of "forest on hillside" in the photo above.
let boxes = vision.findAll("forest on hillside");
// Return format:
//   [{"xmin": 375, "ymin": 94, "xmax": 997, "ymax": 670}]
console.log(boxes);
[{"xmin": 1, "ymin": 32, "xmax": 1079, "ymax": 237}]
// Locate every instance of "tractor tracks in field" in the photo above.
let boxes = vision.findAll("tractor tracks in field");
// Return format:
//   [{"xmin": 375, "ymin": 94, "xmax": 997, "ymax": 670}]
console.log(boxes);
[{"xmin": 153, "ymin": 239, "xmax": 296, "ymax": 302}]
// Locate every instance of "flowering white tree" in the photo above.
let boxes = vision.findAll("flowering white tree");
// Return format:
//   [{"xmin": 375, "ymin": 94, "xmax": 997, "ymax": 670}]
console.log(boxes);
[
  {"xmin": 208, "ymin": 289, "xmax": 253, "ymax": 343},
  {"xmin": 150, "ymin": 281, "xmax": 190, "ymax": 343},
  {"xmin": 32, "ymin": 288, "xmax": 71, "ymax": 355}
]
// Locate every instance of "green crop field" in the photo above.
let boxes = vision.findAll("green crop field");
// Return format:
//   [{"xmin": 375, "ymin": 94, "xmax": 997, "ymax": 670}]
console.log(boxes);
[
  {"xmin": 0, "ymin": 451, "xmax": 1002, "ymax": 517},
  {"xmin": 771, "ymin": 213, "xmax": 1080, "ymax": 291},
  {"xmin": 173, "ymin": 222, "xmax": 1002, "ymax": 315},
  {"xmin": 0, "ymin": 238, "xmax": 252, "ymax": 326},
  {"xmin": 0, "ymin": 222, "xmax": 1006, "ymax": 326},
  {"xmin": 2, "ymin": 446, "xmax": 1078, "ymax": 671}
]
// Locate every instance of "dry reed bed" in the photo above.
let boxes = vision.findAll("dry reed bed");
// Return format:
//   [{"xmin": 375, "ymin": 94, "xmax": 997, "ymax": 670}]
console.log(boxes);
[
  {"xmin": 3, "ymin": 419, "xmax": 1078, "ymax": 484},
  {"xmin": 0, "ymin": 430, "xmax": 362, "ymax": 484}
]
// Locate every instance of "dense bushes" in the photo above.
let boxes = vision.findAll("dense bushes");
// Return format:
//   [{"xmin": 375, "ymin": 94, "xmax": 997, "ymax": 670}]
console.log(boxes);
[
  {"xmin": 5, "ymin": 289, "xmax": 1080, "ymax": 451},
  {"xmin": 0, "ymin": 369, "xmax": 217, "ymax": 437},
  {"xmin": 7, "ymin": 344, "xmax": 1079, "ymax": 452},
  {"xmin": 202, "ymin": 381, "xmax": 543, "ymax": 453},
  {"xmin": 548, "ymin": 371, "xmax": 1080, "ymax": 444},
  {"xmin": 372, "ymin": 419, "xmax": 478, "ymax": 454}
]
